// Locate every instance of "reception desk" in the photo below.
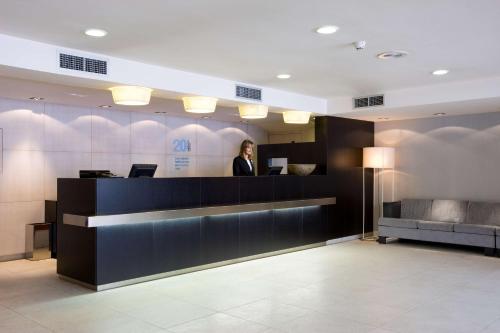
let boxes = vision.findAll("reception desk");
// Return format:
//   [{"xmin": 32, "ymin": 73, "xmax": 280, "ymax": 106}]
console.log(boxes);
[{"xmin": 56, "ymin": 176, "xmax": 337, "ymax": 290}]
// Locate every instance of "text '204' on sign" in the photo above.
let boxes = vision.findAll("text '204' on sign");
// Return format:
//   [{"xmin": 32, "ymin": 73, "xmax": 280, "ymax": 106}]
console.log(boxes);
[{"xmin": 173, "ymin": 139, "xmax": 191, "ymax": 152}]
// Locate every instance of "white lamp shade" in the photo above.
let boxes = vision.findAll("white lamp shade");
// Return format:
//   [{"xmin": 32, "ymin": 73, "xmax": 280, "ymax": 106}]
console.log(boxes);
[
  {"xmin": 283, "ymin": 111, "xmax": 311, "ymax": 124},
  {"xmin": 110, "ymin": 86, "xmax": 152, "ymax": 106},
  {"xmin": 182, "ymin": 96, "xmax": 218, "ymax": 113},
  {"xmin": 238, "ymin": 104, "xmax": 268, "ymax": 119},
  {"xmin": 363, "ymin": 147, "xmax": 395, "ymax": 169}
]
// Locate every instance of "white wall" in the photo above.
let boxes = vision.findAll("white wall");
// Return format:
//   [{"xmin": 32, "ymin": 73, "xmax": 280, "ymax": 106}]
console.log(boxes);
[
  {"xmin": 0, "ymin": 97, "xmax": 268, "ymax": 260},
  {"xmin": 375, "ymin": 112, "xmax": 500, "ymax": 204}
]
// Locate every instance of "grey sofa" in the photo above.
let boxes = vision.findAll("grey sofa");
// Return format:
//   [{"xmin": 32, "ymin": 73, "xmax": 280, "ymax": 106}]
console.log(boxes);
[{"xmin": 378, "ymin": 199, "xmax": 500, "ymax": 256}]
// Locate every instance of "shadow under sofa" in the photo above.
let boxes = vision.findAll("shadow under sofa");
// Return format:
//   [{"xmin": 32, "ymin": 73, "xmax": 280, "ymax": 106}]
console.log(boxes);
[{"xmin": 378, "ymin": 199, "xmax": 500, "ymax": 256}]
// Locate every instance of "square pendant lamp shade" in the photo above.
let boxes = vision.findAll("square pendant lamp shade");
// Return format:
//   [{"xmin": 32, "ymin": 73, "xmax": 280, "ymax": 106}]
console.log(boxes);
[
  {"xmin": 110, "ymin": 86, "xmax": 152, "ymax": 106},
  {"xmin": 238, "ymin": 104, "xmax": 268, "ymax": 119},
  {"xmin": 282, "ymin": 111, "xmax": 311, "ymax": 124},
  {"xmin": 182, "ymin": 96, "xmax": 218, "ymax": 113},
  {"xmin": 363, "ymin": 147, "xmax": 395, "ymax": 169}
]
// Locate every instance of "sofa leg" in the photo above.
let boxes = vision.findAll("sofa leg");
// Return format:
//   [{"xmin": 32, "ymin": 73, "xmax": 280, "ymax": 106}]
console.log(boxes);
[
  {"xmin": 484, "ymin": 247, "xmax": 495, "ymax": 256},
  {"xmin": 377, "ymin": 236, "xmax": 387, "ymax": 244}
]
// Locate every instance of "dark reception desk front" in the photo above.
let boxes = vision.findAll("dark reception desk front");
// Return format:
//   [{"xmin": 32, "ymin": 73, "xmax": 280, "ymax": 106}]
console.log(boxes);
[{"xmin": 56, "ymin": 176, "xmax": 336, "ymax": 290}]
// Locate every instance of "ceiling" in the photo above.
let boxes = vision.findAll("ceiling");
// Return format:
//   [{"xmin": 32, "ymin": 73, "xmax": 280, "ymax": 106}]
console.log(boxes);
[{"xmin": 1, "ymin": 0, "xmax": 500, "ymax": 99}]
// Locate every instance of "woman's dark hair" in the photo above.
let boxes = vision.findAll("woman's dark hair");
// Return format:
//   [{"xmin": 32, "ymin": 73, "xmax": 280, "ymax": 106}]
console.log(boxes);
[{"xmin": 239, "ymin": 139, "xmax": 254, "ymax": 158}]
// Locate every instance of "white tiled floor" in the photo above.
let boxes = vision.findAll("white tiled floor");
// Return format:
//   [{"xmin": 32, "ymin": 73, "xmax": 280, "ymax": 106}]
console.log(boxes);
[{"xmin": 1, "ymin": 240, "xmax": 500, "ymax": 332}]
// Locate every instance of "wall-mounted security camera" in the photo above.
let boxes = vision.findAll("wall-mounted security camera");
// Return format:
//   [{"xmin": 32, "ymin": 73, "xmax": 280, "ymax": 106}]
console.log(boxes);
[{"xmin": 353, "ymin": 41, "xmax": 367, "ymax": 50}]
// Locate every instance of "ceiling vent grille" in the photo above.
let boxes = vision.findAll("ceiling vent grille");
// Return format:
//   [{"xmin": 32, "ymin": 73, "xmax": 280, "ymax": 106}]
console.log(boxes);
[
  {"xmin": 236, "ymin": 85, "xmax": 262, "ymax": 101},
  {"xmin": 85, "ymin": 58, "xmax": 107, "ymax": 74},
  {"xmin": 59, "ymin": 53, "xmax": 84, "ymax": 71},
  {"xmin": 353, "ymin": 94, "xmax": 384, "ymax": 108},
  {"xmin": 59, "ymin": 53, "xmax": 107, "ymax": 75}
]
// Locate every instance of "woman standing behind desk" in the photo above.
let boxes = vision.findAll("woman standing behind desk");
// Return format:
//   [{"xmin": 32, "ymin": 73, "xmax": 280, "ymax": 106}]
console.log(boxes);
[{"xmin": 233, "ymin": 140, "xmax": 255, "ymax": 176}]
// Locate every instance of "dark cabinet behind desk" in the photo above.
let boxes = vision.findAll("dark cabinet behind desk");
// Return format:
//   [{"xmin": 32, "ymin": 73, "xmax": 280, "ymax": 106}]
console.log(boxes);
[{"xmin": 57, "ymin": 176, "xmax": 336, "ymax": 289}]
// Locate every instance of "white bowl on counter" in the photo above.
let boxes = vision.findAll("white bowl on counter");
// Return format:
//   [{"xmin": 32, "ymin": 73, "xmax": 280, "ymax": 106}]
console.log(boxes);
[{"xmin": 287, "ymin": 164, "xmax": 317, "ymax": 176}]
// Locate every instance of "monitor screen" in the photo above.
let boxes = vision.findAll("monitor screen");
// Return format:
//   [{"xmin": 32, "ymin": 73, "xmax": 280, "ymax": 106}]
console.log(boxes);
[
  {"xmin": 128, "ymin": 164, "xmax": 157, "ymax": 178},
  {"xmin": 268, "ymin": 166, "xmax": 283, "ymax": 175}
]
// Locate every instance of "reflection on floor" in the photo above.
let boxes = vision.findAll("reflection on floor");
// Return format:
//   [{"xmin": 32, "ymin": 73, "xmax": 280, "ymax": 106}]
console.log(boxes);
[{"xmin": 1, "ymin": 240, "xmax": 500, "ymax": 332}]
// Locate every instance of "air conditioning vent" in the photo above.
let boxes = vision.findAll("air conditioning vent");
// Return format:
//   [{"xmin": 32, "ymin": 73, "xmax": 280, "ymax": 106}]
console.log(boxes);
[
  {"xmin": 353, "ymin": 95, "xmax": 384, "ymax": 108},
  {"xmin": 354, "ymin": 97, "xmax": 369, "ymax": 108},
  {"xmin": 369, "ymin": 95, "xmax": 384, "ymax": 106},
  {"xmin": 235, "ymin": 85, "xmax": 262, "ymax": 101},
  {"xmin": 59, "ymin": 53, "xmax": 107, "ymax": 75},
  {"xmin": 59, "ymin": 53, "xmax": 84, "ymax": 71},
  {"xmin": 85, "ymin": 58, "xmax": 107, "ymax": 74}
]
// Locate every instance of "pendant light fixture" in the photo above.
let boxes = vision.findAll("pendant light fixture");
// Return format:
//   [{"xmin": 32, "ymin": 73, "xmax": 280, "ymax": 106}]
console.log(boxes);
[
  {"xmin": 283, "ymin": 110, "xmax": 311, "ymax": 124},
  {"xmin": 238, "ymin": 104, "xmax": 268, "ymax": 119},
  {"xmin": 110, "ymin": 86, "xmax": 152, "ymax": 106},
  {"xmin": 182, "ymin": 96, "xmax": 218, "ymax": 114}
]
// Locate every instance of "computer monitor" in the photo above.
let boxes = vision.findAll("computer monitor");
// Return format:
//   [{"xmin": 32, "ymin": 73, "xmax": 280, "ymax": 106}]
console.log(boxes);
[
  {"xmin": 79, "ymin": 170, "xmax": 112, "ymax": 178},
  {"xmin": 128, "ymin": 164, "xmax": 157, "ymax": 178},
  {"xmin": 268, "ymin": 166, "xmax": 283, "ymax": 175}
]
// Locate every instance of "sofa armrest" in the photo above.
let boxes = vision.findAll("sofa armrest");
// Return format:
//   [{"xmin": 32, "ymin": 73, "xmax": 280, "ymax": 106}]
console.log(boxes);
[{"xmin": 383, "ymin": 201, "xmax": 401, "ymax": 218}]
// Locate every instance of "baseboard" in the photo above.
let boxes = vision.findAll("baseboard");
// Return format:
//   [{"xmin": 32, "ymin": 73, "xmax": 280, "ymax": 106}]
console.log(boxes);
[
  {"xmin": 0, "ymin": 253, "xmax": 26, "ymax": 262},
  {"xmin": 326, "ymin": 234, "xmax": 362, "ymax": 245}
]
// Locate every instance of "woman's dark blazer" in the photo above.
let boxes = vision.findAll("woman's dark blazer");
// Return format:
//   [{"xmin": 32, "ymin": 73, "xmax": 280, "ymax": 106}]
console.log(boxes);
[{"xmin": 232, "ymin": 156, "xmax": 255, "ymax": 176}]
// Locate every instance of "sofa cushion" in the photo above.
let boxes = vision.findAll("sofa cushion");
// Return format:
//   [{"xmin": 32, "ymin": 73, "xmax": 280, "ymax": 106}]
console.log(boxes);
[
  {"xmin": 466, "ymin": 202, "xmax": 500, "ymax": 226},
  {"xmin": 379, "ymin": 217, "xmax": 418, "ymax": 229},
  {"xmin": 453, "ymin": 223, "xmax": 496, "ymax": 236},
  {"xmin": 401, "ymin": 199, "xmax": 433, "ymax": 220},
  {"xmin": 418, "ymin": 221, "xmax": 454, "ymax": 232},
  {"xmin": 431, "ymin": 200, "xmax": 468, "ymax": 223}
]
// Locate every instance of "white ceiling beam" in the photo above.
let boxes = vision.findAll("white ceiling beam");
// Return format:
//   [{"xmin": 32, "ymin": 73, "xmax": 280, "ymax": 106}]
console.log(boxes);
[
  {"xmin": 328, "ymin": 76, "xmax": 500, "ymax": 116},
  {"xmin": 0, "ymin": 33, "xmax": 327, "ymax": 114}
]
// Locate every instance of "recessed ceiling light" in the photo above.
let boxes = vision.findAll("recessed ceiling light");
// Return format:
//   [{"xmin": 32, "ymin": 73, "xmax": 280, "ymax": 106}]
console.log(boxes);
[
  {"xmin": 277, "ymin": 74, "xmax": 291, "ymax": 79},
  {"xmin": 377, "ymin": 50, "xmax": 408, "ymax": 59},
  {"xmin": 85, "ymin": 28, "xmax": 108, "ymax": 37},
  {"xmin": 99, "ymin": 105, "xmax": 112, "ymax": 108},
  {"xmin": 68, "ymin": 93, "xmax": 87, "ymax": 98},
  {"xmin": 433, "ymin": 112, "xmax": 446, "ymax": 116},
  {"xmin": 28, "ymin": 97, "xmax": 44, "ymax": 101},
  {"xmin": 432, "ymin": 69, "xmax": 449, "ymax": 76},
  {"xmin": 315, "ymin": 25, "xmax": 339, "ymax": 34}
]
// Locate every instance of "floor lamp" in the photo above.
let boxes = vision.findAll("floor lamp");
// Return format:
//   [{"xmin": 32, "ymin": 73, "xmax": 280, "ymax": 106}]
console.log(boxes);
[{"xmin": 362, "ymin": 147, "xmax": 395, "ymax": 240}]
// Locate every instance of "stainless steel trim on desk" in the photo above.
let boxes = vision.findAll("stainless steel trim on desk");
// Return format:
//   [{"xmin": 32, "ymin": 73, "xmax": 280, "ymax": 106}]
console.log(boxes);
[{"xmin": 63, "ymin": 197, "xmax": 336, "ymax": 228}]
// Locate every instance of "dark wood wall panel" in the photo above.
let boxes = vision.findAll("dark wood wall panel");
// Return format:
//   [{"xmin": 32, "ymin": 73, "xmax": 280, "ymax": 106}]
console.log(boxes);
[
  {"xmin": 257, "ymin": 116, "xmax": 374, "ymax": 237},
  {"xmin": 316, "ymin": 117, "xmax": 374, "ymax": 236}
]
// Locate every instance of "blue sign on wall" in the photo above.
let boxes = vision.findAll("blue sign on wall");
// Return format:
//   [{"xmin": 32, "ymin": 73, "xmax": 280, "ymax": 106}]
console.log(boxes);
[{"xmin": 174, "ymin": 157, "xmax": 190, "ymax": 170}]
